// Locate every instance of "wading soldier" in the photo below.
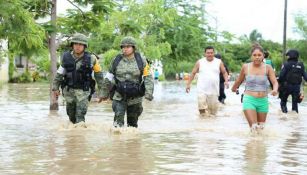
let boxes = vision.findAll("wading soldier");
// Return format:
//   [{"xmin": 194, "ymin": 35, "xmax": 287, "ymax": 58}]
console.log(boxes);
[{"xmin": 52, "ymin": 33, "xmax": 104, "ymax": 126}]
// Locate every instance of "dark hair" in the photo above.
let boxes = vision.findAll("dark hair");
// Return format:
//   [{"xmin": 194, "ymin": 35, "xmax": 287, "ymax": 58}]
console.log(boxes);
[
  {"xmin": 264, "ymin": 51, "xmax": 270, "ymax": 58},
  {"xmin": 205, "ymin": 46, "xmax": 214, "ymax": 52},
  {"xmin": 250, "ymin": 43, "xmax": 264, "ymax": 54},
  {"xmin": 215, "ymin": 53, "xmax": 222, "ymax": 59}
]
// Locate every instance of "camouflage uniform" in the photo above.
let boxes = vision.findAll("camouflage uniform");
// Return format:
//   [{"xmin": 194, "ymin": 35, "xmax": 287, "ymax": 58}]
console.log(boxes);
[
  {"xmin": 52, "ymin": 33, "xmax": 104, "ymax": 124},
  {"xmin": 101, "ymin": 37, "xmax": 154, "ymax": 128}
]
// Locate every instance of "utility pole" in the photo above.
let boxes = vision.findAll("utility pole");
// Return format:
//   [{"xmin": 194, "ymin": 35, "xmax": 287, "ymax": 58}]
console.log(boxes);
[{"xmin": 283, "ymin": 0, "xmax": 287, "ymax": 62}]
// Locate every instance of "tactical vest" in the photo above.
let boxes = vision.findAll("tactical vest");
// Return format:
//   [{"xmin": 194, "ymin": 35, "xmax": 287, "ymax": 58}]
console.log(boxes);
[
  {"xmin": 110, "ymin": 52, "xmax": 145, "ymax": 98},
  {"xmin": 62, "ymin": 51, "xmax": 93, "ymax": 91},
  {"xmin": 286, "ymin": 62, "xmax": 304, "ymax": 84}
]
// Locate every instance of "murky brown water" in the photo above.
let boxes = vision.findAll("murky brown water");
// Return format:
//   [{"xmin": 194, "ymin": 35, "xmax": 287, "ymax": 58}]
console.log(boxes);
[{"xmin": 0, "ymin": 82, "xmax": 307, "ymax": 175}]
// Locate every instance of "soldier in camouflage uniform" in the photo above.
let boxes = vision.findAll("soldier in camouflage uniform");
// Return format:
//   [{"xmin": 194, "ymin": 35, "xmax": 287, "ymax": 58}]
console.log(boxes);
[
  {"xmin": 101, "ymin": 36, "xmax": 154, "ymax": 128},
  {"xmin": 52, "ymin": 33, "xmax": 104, "ymax": 126}
]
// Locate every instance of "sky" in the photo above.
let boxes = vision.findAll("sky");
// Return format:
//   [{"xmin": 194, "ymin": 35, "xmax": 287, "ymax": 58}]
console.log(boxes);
[
  {"xmin": 204, "ymin": 0, "xmax": 307, "ymax": 43},
  {"xmin": 57, "ymin": 0, "xmax": 307, "ymax": 43}
]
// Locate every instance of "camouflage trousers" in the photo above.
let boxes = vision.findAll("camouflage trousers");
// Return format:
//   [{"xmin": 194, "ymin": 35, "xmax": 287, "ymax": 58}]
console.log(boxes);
[
  {"xmin": 112, "ymin": 100, "xmax": 143, "ymax": 128},
  {"xmin": 63, "ymin": 87, "xmax": 90, "ymax": 124}
]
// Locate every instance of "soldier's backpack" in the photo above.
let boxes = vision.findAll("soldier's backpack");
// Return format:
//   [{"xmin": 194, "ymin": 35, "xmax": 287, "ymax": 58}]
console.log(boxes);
[{"xmin": 286, "ymin": 62, "xmax": 304, "ymax": 84}]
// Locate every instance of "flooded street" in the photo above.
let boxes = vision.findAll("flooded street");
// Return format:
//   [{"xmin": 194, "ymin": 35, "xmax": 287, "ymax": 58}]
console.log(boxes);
[{"xmin": 0, "ymin": 82, "xmax": 307, "ymax": 175}]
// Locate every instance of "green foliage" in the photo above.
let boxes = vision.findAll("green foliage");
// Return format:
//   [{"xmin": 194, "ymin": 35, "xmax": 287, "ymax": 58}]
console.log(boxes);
[
  {"xmin": 71, "ymin": 0, "xmax": 115, "ymax": 14},
  {"xmin": 163, "ymin": 60, "xmax": 194, "ymax": 79},
  {"xmin": 294, "ymin": 13, "xmax": 307, "ymax": 39},
  {"xmin": 270, "ymin": 50, "xmax": 283, "ymax": 73},
  {"xmin": 5, "ymin": 0, "xmax": 305, "ymax": 82},
  {"xmin": 24, "ymin": 0, "xmax": 51, "ymax": 19},
  {"xmin": 163, "ymin": 13, "xmax": 207, "ymax": 71},
  {"xmin": 215, "ymin": 31, "xmax": 283, "ymax": 73},
  {"xmin": 8, "ymin": 53, "xmax": 15, "ymax": 80},
  {"xmin": 0, "ymin": 0, "xmax": 46, "ymax": 53},
  {"xmin": 287, "ymin": 39, "xmax": 307, "ymax": 64},
  {"xmin": 33, "ymin": 55, "xmax": 51, "ymax": 75},
  {"xmin": 9, "ymin": 72, "xmax": 32, "ymax": 83},
  {"xmin": 31, "ymin": 71, "xmax": 40, "ymax": 82},
  {"xmin": 249, "ymin": 29, "xmax": 263, "ymax": 42},
  {"xmin": 0, "ymin": 49, "xmax": 6, "ymax": 65},
  {"xmin": 102, "ymin": 49, "xmax": 119, "ymax": 69},
  {"xmin": 214, "ymin": 43, "xmax": 250, "ymax": 72},
  {"xmin": 58, "ymin": 10, "xmax": 101, "ymax": 34},
  {"xmin": 158, "ymin": 74, "xmax": 165, "ymax": 81},
  {"xmin": 0, "ymin": 0, "xmax": 47, "ymax": 81},
  {"xmin": 288, "ymin": 13, "xmax": 307, "ymax": 68}
]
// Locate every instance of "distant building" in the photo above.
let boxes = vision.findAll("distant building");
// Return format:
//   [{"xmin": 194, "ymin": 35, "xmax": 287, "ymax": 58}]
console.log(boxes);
[
  {"xmin": 14, "ymin": 54, "xmax": 36, "ymax": 76},
  {"xmin": 0, "ymin": 40, "xmax": 37, "ymax": 83}
]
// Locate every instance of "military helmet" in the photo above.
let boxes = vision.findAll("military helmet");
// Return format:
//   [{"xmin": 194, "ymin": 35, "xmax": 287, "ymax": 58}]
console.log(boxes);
[
  {"xmin": 286, "ymin": 49, "xmax": 299, "ymax": 59},
  {"xmin": 120, "ymin": 36, "xmax": 136, "ymax": 48},
  {"xmin": 70, "ymin": 33, "xmax": 88, "ymax": 48},
  {"xmin": 214, "ymin": 53, "xmax": 222, "ymax": 59}
]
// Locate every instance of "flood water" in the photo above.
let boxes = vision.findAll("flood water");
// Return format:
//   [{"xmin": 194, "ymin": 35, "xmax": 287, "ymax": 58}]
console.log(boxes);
[{"xmin": 0, "ymin": 81, "xmax": 307, "ymax": 175}]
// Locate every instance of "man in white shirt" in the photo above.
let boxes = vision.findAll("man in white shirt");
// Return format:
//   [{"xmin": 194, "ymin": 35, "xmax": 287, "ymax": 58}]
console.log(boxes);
[{"xmin": 186, "ymin": 46, "xmax": 229, "ymax": 117}]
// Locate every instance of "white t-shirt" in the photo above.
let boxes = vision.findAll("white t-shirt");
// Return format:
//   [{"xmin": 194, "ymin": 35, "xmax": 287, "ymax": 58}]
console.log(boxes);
[{"xmin": 197, "ymin": 57, "xmax": 221, "ymax": 95}]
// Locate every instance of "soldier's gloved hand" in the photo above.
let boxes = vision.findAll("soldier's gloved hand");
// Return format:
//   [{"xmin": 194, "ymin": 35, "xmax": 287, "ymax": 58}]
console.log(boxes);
[
  {"xmin": 145, "ymin": 94, "xmax": 153, "ymax": 101},
  {"xmin": 53, "ymin": 90, "xmax": 61, "ymax": 97}
]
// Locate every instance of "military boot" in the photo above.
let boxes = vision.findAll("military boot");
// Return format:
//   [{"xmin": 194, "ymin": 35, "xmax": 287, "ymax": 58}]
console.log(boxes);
[
  {"xmin": 69, "ymin": 115, "xmax": 76, "ymax": 124},
  {"xmin": 127, "ymin": 116, "xmax": 138, "ymax": 128},
  {"xmin": 292, "ymin": 106, "xmax": 298, "ymax": 113},
  {"xmin": 113, "ymin": 116, "xmax": 124, "ymax": 128},
  {"xmin": 281, "ymin": 105, "xmax": 288, "ymax": 113}
]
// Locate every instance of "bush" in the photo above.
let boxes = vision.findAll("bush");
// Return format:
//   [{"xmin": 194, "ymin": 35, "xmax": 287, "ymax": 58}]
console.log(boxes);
[
  {"xmin": 163, "ymin": 60, "xmax": 195, "ymax": 80},
  {"xmin": 102, "ymin": 49, "xmax": 119, "ymax": 69},
  {"xmin": 9, "ymin": 72, "xmax": 32, "ymax": 83},
  {"xmin": 158, "ymin": 74, "xmax": 166, "ymax": 81},
  {"xmin": 32, "ymin": 71, "xmax": 40, "ymax": 82}
]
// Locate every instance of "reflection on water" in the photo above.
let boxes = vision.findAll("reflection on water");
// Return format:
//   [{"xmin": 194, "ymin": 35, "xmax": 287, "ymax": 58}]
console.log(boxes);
[
  {"xmin": 0, "ymin": 82, "xmax": 307, "ymax": 174},
  {"xmin": 244, "ymin": 138, "xmax": 267, "ymax": 175}
]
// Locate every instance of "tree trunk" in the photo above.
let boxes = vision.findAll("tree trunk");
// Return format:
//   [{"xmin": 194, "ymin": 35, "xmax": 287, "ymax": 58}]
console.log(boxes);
[
  {"xmin": 49, "ymin": 0, "xmax": 58, "ymax": 110},
  {"xmin": 26, "ymin": 57, "xmax": 29, "ymax": 73},
  {"xmin": 7, "ymin": 41, "xmax": 14, "ymax": 82},
  {"xmin": 8, "ymin": 52, "xmax": 14, "ymax": 82}
]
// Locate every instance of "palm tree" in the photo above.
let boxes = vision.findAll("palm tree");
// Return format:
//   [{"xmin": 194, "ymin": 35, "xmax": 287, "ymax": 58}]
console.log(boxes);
[{"xmin": 249, "ymin": 29, "xmax": 263, "ymax": 42}]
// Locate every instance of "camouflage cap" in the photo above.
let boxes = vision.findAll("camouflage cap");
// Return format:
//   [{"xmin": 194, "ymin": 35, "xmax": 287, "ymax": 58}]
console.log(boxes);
[
  {"xmin": 120, "ymin": 36, "xmax": 136, "ymax": 48},
  {"xmin": 70, "ymin": 33, "xmax": 88, "ymax": 47}
]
